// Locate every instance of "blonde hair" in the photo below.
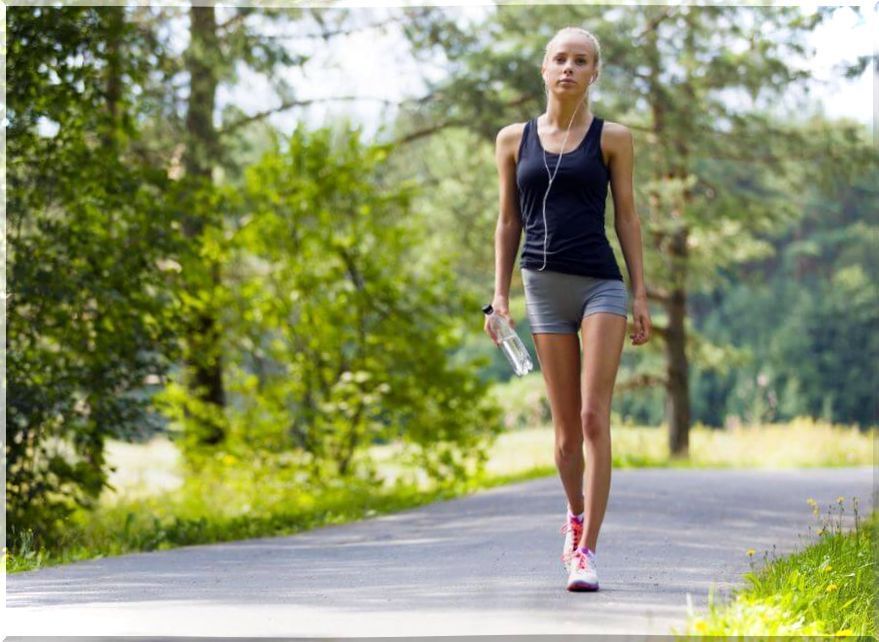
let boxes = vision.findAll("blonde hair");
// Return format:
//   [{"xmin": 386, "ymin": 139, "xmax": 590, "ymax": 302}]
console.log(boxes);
[{"xmin": 542, "ymin": 27, "xmax": 602, "ymax": 77}]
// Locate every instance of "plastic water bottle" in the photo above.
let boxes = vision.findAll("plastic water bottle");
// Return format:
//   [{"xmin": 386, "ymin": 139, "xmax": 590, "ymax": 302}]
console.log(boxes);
[{"xmin": 482, "ymin": 304, "xmax": 534, "ymax": 376}]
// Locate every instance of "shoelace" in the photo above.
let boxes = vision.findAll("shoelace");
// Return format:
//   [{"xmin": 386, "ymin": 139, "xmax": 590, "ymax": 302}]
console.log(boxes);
[
  {"xmin": 575, "ymin": 549, "xmax": 597, "ymax": 571},
  {"xmin": 560, "ymin": 519, "xmax": 584, "ymax": 561},
  {"xmin": 559, "ymin": 520, "xmax": 584, "ymax": 536}
]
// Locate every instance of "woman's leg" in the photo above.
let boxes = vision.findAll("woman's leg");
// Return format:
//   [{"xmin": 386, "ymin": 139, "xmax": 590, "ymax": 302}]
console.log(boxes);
[
  {"xmin": 531, "ymin": 332, "xmax": 585, "ymax": 515},
  {"xmin": 578, "ymin": 312, "xmax": 627, "ymax": 553}
]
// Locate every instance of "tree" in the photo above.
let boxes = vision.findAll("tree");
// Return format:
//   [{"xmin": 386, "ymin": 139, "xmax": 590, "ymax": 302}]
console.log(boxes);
[
  {"xmin": 159, "ymin": 6, "xmax": 408, "ymax": 450},
  {"xmin": 6, "ymin": 6, "xmax": 184, "ymax": 544},
  {"xmin": 156, "ymin": 121, "xmax": 502, "ymax": 483},
  {"xmin": 690, "ymin": 133, "xmax": 879, "ymax": 428},
  {"xmin": 171, "ymin": 6, "xmax": 305, "ymax": 446}
]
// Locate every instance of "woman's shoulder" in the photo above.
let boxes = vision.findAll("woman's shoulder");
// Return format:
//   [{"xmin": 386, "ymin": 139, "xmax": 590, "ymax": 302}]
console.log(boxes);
[
  {"xmin": 599, "ymin": 119, "xmax": 633, "ymax": 145},
  {"xmin": 496, "ymin": 120, "xmax": 529, "ymax": 146},
  {"xmin": 496, "ymin": 120, "xmax": 530, "ymax": 164},
  {"xmin": 598, "ymin": 119, "xmax": 633, "ymax": 163}
]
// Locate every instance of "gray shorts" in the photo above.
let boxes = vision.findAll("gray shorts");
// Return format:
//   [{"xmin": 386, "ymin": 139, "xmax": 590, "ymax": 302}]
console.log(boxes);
[{"xmin": 522, "ymin": 268, "xmax": 628, "ymax": 334}]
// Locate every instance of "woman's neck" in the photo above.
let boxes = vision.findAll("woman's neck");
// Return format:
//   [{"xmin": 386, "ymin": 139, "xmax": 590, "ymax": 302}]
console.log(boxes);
[{"xmin": 543, "ymin": 98, "xmax": 591, "ymax": 131}]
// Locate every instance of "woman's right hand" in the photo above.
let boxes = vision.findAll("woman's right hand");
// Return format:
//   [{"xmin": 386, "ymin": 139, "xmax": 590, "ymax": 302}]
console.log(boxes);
[{"xmin": 484, "ymin": 297, "xmax": 514, "ymax": 346}]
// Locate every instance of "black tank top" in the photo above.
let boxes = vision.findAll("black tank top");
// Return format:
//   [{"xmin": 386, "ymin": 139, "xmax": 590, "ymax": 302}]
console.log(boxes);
[{"xmin": 516, "ymin": 115, "xmax": 623, "ymax": 281}]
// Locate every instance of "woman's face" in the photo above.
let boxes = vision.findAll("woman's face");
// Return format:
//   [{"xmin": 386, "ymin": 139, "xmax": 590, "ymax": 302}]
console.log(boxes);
[{"xmin": 541, "ymin": 34, "xmax": 598, "ymax": 97}]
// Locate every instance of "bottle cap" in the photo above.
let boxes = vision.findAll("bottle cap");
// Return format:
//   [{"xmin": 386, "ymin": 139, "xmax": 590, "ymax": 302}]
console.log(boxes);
[{"xmin": 482, "ymin": 304, "xmax": 493, "ymax": 315}]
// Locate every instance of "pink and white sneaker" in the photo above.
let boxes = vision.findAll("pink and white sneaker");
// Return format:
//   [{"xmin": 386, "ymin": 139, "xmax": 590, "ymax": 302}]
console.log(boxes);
[
  {"xmin": 560, "ymin": 511, "xmax": 584, "ymax": 572},
  {"xmin": 567, "ymin": 546, "xmax": 599, "ymax": 592}
]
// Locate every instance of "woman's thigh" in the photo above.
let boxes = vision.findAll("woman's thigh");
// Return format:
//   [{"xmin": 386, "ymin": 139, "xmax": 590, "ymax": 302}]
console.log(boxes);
[
  {"xmin": 532, "ymin": 332, "xmax": 581, "ymax": 437},
  {"xmin": 580, "ymin": 312, "xmax": 627, "ymax": 420}
]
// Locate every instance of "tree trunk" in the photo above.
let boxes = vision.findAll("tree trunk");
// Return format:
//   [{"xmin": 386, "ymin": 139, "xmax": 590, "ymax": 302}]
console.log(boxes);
[
  {"xmin": 665, "ymin": 229, "xmax": 691, "ymax": 457},
  {"xmin": 664, "ymin": 8, "xmax": 700, "ymax": 457},
  {"xmin": 182, "ymin": 6, "xmax": 225, "ymax": 445},
  {"xmin": 644, "ymin": 10, "xmax": 692, "ymax": 456}
]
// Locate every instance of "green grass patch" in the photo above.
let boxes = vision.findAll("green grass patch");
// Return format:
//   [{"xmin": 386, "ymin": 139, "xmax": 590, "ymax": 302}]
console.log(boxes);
[
  {"xmin": 6, "ymin": 475, "xmax": 466, "ymax": 574},
  {"xmin": 675, "ymin": 498, "xmax": 878, "ymax": 638},
  {"xmin": 6, "ymin": 416, "xmax": 874, "ymax": 575},
  {"xmin": 482, "ymin": 419, "xmax": 873, "ymax": 477}
]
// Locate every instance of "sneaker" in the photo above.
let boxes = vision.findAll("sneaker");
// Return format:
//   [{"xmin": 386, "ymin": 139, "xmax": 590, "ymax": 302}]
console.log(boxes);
[
  {"xmin": 560, "ymin": 512, "xmax": 584, "ymax": 572},
  {"xmin": 567, "ymin": 546, "xmax": 599, "ymax": 592}
]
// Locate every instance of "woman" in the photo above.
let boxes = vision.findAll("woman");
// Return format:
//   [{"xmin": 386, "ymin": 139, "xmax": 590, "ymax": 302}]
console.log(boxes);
[{"xmin": 484, "ymin": 26, "xmax": 651, "ymax": 592}]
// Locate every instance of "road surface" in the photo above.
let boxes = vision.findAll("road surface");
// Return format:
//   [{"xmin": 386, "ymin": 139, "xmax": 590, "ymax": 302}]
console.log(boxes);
[{"xmin": 6, "ymin": 466, "xmax": 874, "ymax": 637}]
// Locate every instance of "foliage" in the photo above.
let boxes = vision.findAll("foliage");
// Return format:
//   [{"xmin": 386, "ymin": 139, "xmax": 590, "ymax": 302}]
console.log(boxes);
[
  {"xmin": 6, "ymin": 6, "xmax": 186, "ymax": 547},
  {"xmin": 6, "ymin": 464, "xmax": 461, "ymax": 574},
  {"xmin": 690, "ymin": 151, "xmax": 879, "ymax": 428},
  {"xmin": 6, "ymin": 6, "xmax": 505, "ymax": 549},
  {"xmin": 155, "ymin": 122, "xmax": 503, "ymax": 483}
]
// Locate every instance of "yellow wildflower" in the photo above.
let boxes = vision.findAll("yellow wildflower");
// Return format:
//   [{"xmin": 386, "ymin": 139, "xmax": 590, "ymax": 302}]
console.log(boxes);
[
  {"xmin": 836, "ymin": 496, "xmax": 845, "ymax": 504},
  {"xmin": 826, "ymin": 583, "xmax": 839, "ymax": 592},
  {"xmin": 746, "ymin": 548, "xmax": 756, "ymax": 557},
  {"xmin": 823, "ymin": 565, "xmax": 832, "ymax": 572},
  {"xmin": 806, "ymin": 497, "xmax": 818, "ymax": 507},
  {"xmin": 835, "ymin": 629, "xmax": 853, "ymax": 636}
]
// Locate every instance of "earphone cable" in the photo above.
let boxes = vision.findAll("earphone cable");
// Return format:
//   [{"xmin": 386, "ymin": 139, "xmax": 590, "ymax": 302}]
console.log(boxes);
[{"xmin": 538, "ymin": 101, "xmax": 583, "ymax": 271}]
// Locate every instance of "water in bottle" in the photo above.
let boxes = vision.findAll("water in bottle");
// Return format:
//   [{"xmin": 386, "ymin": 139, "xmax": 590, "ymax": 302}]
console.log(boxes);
[{"xmin": 482, "ymin": 304, "xmax": 534, "ymax": 376}]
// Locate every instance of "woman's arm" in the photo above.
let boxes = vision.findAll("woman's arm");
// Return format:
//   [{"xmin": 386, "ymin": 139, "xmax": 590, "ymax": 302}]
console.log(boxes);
[
  {"xmin": 606, "ymin": 123, "xmax": 651, "ymax": 345},
  {"xmin": 487, "ymin": 124, "xmax": 524, "ymax": 340}
]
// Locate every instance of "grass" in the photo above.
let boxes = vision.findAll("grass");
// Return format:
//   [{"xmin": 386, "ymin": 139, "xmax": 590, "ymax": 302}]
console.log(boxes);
[
  {"xmin": 5, "ymin": 475, "xmax": 465, "ymax": 574},
  {"xmin": 483, "ymin": 417, "xmax": 874, "ymax": 473},
  {"xmin": 5, "ymin": 417, "xmax": 874, "ymax": 575},
  {"xmin": 674, "ymin": 497, "xmax": 878, "ymax": 638}
]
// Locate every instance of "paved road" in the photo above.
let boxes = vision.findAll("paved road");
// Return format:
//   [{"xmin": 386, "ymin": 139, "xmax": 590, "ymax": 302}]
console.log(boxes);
[{"xmin": 6, "ymin": 467, "xmax": 874, "ymax": 637}]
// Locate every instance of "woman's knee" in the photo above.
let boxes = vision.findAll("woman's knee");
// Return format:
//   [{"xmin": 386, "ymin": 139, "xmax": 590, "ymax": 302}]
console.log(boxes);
[
  {"xmin": 581, "ymin": 406, "xmax": 609, "ymax": 441},
  {"xmin": 555, "ymin": 428, "xmax": 584, "ymax": 460}
]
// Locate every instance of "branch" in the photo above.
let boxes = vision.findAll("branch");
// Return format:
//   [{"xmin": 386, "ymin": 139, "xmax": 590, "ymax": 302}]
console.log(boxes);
[
  {"xmin": 391, "ymin": 119, "xmax": 471, "ymax": 146},
  {"xmin": 645, "ymin": 285, "xmax": 671, "ymax": 304},
  {"xmin": 217, "ymin": 95, "xmax": 398, "ymax": 137},
  {"xmin": 389, "ymin": 92, "xmax": 533, "ymax": 147},
  {"xmin": 217, "ymin": 11, "xmax": 250, "ymax": 34},
  {"xmin": 633, "ymin": 6, "xmax": 679, "ymax": 41},
  {"xmin": 262, "ymin": 15, "xmax": 408, "ymax": 41}
]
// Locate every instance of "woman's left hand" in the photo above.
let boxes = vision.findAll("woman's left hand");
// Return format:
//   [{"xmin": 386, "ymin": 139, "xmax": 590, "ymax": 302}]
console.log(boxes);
[{"xmin": 630, "ymin": 294, "xmax": 651, "ymax": 345}]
